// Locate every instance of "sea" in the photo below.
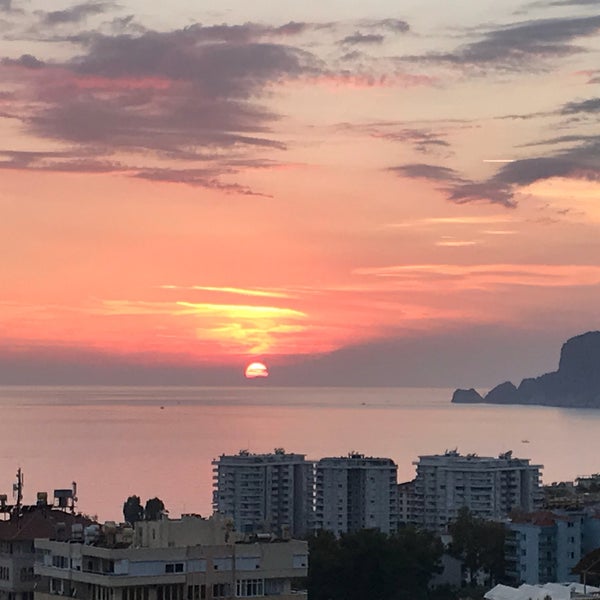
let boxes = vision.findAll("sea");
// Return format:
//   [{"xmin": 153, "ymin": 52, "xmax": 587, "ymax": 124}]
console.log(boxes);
[{"xmin": 1, "ymin": 385, "xmax": 598, "ymax": 522}]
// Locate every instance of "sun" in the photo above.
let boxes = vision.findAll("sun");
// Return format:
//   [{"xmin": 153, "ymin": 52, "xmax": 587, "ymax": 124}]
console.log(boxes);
[{"xmin": 245, "ymin": 362, "xmax": 269, "ymax": 379}]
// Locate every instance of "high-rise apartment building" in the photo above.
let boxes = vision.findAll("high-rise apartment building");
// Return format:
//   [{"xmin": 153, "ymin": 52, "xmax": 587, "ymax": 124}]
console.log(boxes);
[
  {"xmin": 212, "ymin": 450, "xmax": 313, "ymax": 538},
  {"xmin": 314, "ymin": 453, "xmax": 398, "ymax": 537},
  {"xmin": 413, "ymin": 450, "xmax": 543, "ymax": 530}
]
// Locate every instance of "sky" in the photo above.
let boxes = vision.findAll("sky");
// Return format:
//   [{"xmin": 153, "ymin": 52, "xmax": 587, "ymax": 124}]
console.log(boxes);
[{"xmin": 1, "ymin": 0, "xmax": 600, "ymax": 387}]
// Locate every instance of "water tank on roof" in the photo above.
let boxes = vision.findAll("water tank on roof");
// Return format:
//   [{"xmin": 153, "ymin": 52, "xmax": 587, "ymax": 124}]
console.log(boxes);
[
  {"xmin": 84, "ymin": 524, "xmax": 100, "ymax": 545},
  {"xmin": 54, "ymin": 489, "xmax": 73, "ymax": 508},
  {"xmin": 71, "ymin": 524, "xmax": 83, "ymax": 542}
]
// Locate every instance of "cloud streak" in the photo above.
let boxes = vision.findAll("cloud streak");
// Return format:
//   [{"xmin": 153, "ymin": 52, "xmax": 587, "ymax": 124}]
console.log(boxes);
[
  {"xmin": 40, "ymin": 2, "xmax": 116, "ymax": 25},
  {"xmin": 409, "ymin": 15, "xmax": 600, "ymax": 70}
]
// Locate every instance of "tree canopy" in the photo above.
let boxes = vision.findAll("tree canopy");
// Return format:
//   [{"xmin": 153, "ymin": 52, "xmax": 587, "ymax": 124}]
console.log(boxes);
[
  {"xmin": 123, "ymin": 495, "xmax": 167, "ymax": 524},
  {"xmin": 122, "ymin": 495, "xmax": 144, "ymax": 525},
  {"xmin": 308, "ymin": 527, "xmax": 443, "ymax": 600},
  {"xmin": 144, "ymin": 497, "xmax": 166, "ymax": 521},
  {"xmin": 448, "ymin": 507, "xmax": 505, "ymax": 585}
]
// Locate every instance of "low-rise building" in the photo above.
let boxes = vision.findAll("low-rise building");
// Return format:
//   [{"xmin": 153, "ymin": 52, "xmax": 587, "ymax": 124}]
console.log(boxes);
[
  {"xmin": 34, "ymin": 514, "xmax": 308, "ymax": 600},
  {"xmin": 505, "ymin": 511, "xmax": 584, "ymax": 585},
  {"xmin": 0, "ymin": 487, "xmax": 91, "ymax": 600}
]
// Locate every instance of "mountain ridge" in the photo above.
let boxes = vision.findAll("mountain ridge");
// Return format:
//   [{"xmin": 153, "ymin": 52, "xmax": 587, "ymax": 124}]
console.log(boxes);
[{"xmin": 452, "ymin": 331, "xmax": 600, "ymax": 408}]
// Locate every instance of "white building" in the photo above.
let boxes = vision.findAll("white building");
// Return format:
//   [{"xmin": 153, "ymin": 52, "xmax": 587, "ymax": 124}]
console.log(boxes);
[
  {"xmin": 413, "ymin": 450, "xmax": 543, "ymax": 530},
  {"xmin": 34, "ymin": 514, "xmax": 308, "ymax": 600},
  {"xmin": 212, "ymin": 450, "xmax": 313, "ymax": 538},
  {"xmin": 314, "ymin": 453, "xmax": 398, "ymax": 536},
  {"xmin": 485, "ymin": 582, "xmax": 600, "ymax": 600}
]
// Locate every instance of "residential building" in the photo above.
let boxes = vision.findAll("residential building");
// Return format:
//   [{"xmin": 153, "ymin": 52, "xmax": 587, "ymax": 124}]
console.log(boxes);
[
  {"xmin": 505, "ymin": 511, "xmax": 583, "ymax": 585},
  {"xmin": 397, "ymin": 480, "xmax": 417, "ymax": 526},
  {"xmin": 35, "ymin": 514, "xmax": 308, "ymax": 600},
  {"xmin": 413, "ymin": 450, "xmax": 543, "ymax": 530},
  {"xmin": 314, "ymin": 453, "xmax": 398, "ymax": 536},
  {"xmin": 505, "ymin": 510, "xmax": 600, "ymax": 585},
  {"xmin": 485, "ymin": 582, "xmax": 600, "ymax": 600},
  {"xmin": 0, "ymin": 494, "xmax": 91, "ymax": 600},
  {"xmin": 212, "ymin": 450, "xmax": 313, "ymax": 538}
]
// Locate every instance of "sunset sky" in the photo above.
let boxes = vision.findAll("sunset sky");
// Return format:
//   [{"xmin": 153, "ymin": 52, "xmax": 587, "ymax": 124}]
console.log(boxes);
[{"xmin": 1, "ymin": 0, "xmax": 600, "ymax": 386}]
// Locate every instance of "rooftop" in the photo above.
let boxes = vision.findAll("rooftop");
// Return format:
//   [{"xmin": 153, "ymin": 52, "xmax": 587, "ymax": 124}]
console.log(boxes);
[{"xmin": 0, "ymin": 506, "xmax": 93, "ymax": 542}]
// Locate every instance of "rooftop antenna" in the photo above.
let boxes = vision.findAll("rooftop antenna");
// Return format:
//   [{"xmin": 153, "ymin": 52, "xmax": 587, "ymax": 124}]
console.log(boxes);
[
  {"xmin": 71, "ymin": 482, "xmax": 78, "ymax": 514},
  {"xmin": 13, "ymin": 468, "xmax": 23, "ymax": 519}
]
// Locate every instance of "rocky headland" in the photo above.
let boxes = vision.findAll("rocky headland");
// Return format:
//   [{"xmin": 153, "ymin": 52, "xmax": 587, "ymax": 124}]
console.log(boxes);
[{"xmin": 452, "ymin": 331, "xmax": 600, "ymax": 408}]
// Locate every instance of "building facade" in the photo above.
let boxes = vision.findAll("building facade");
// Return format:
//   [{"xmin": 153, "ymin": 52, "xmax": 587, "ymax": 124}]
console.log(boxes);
[
  {"xmin": 505, "ymin": 512, "xmax": 582, "ymax": 585},
  {"xmin": 505, "ymin": 510, "xmax": 600, "ymax": 585},
  {"xmin": 314, "ymin": 453, "xmax": 398, "ymax": 536},
  {"xmin": 413, "ymin": 450, "xmax": 543, "ymax": 530},
  {"xmin": 34, "ymin": 514, "xmax": 308, "ymax": 600},
  {"xmin": 397, "ymin": 480, "xmax": 417, "ymax": 527},
  {"xmin": 0, "ymin": 493, "xmax": 90, "ymax": 600},
  {"xmin": 212, "ymin": 450, "xmax": 313, "ymax": 538}
]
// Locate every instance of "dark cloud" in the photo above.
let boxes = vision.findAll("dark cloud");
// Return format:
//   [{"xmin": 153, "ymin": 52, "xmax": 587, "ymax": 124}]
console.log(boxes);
[
  {"xmin": 73, "ymin": 32, "xmax": 320, "ymax": 97},
  {"xmin": 375, "ymin": 18, "xmax": 410, "ymax": 32},
  {"xmin": 358, "ymin": 18, "xmax": 410, "ymax": 33},
  {"xmin": 340, "ymin": 31, "xmax": 385, "ymax": 45},
  {"xmin": 497, "ymin": 95, "xmax": 600, "ymax": 120},
  {"xmin": 134, "ymin": 168, "xmax": 270, "ymax": 196},
  {"xmin": 0, "ymin": 149, "xmax": 271, "ymax": 195},
  {"xmin": 376, "ymin": 128, "xmax": 450, "ymax": 153},
  {"xmin": 411, "ymin": 15, "xmax": 600, "ymax": 70},
  {"xmin": 41, "ymin": 2, "xmax": 116, "ymax": 25},
  {"xmin": 519, "ymin": 133, "xmax": 598, "ymax": 147},
  {"xmin": 0, "ymin": 24, "xmax": 325, "ymax": 194},
  {"xmin": 544, "ymin": 0, "xmax": 600, "ymax": 5},
  {"xmin": 1, "ymin": 54, "xmax": 44, "ymax": 68},
  {"xmin": 561, "ymin": 97, "xmax": 600, "ymax": 115},
  {"xmin": 389, "ymin": 163, "xmax": 463, "ymax": 182},
  {"xmin": 393, "ymin": 136, "xmax": 600, "ymax": 207}
]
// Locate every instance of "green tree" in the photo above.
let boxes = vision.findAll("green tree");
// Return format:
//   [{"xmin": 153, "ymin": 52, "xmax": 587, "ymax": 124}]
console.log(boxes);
[
  {"xmin": 144, "ymin": 497, "xmax": 166, "ymax": 520},
  {"xmin": 307, "ymin": 527, "xmax": 443, "ymax": 600},
  {"xmin": 448, "ymin": 508, "xmax": 505, "ymax": 585},
  {"xmin": 122, "ymin": 495, "xmax": 144, "ymax": 524},
  {"xmin": 307, "ymin": 530, "xmax": 342, "ymax": 600}
]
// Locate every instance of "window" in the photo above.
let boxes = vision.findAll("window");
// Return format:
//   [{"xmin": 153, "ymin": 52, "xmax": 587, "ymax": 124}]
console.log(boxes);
[
  {"xmin": 165, "ymin": 563, "xmax": 184, "ymax": 573},
  {"xmin": 186, "ymin": 585, "xmax": 206, "ymax": 600},
  {"xmin": 0, "ymin": 566, "xmax": 10, "ymax": 580},
  {"xmin": 212, "ymin": 583, "xmax": 230, "ymax": 598},
  {"xmin": 293, "ymin": 554, "xmax": 308, "ymax": 568},
  {"xmin": 157, "ymin": 584, "xmax": 184, "ymax": 600},
  {"xmin": 236, "ymin": 579, "xmax": 264, "ymax": 597},
  {"xmin": 52, "ymin": 555, "xmax": 69, "ymax": 569},
  {"xmin": 123, "ymin": 587, "xmax": 150, "ymax": 600}
]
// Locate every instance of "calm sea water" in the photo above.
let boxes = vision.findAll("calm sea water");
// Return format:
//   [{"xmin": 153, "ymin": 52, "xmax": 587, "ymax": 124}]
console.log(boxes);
[{"xmin": 0, "ymin": 385, "xmax": 598, "ymax": 522}]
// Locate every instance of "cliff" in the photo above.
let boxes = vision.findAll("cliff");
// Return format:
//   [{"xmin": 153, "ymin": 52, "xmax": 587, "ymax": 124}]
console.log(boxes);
[{"xmin": 452, "ymin": 331, "xmax": 600, "ymax": 408}]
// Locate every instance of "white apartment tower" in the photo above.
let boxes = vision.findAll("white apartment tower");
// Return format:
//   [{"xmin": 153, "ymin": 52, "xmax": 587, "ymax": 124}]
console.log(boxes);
[
  {"xmin": 212, "ymin": 450, "xmax": 313, "ymax": 538},
  {"xmin": 314, "ymin": 453, "xmax": 398, "ymax": 537},
  {"xmin": 413, "ymin": 450, "xmax": 543, "ymax": 530}
]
